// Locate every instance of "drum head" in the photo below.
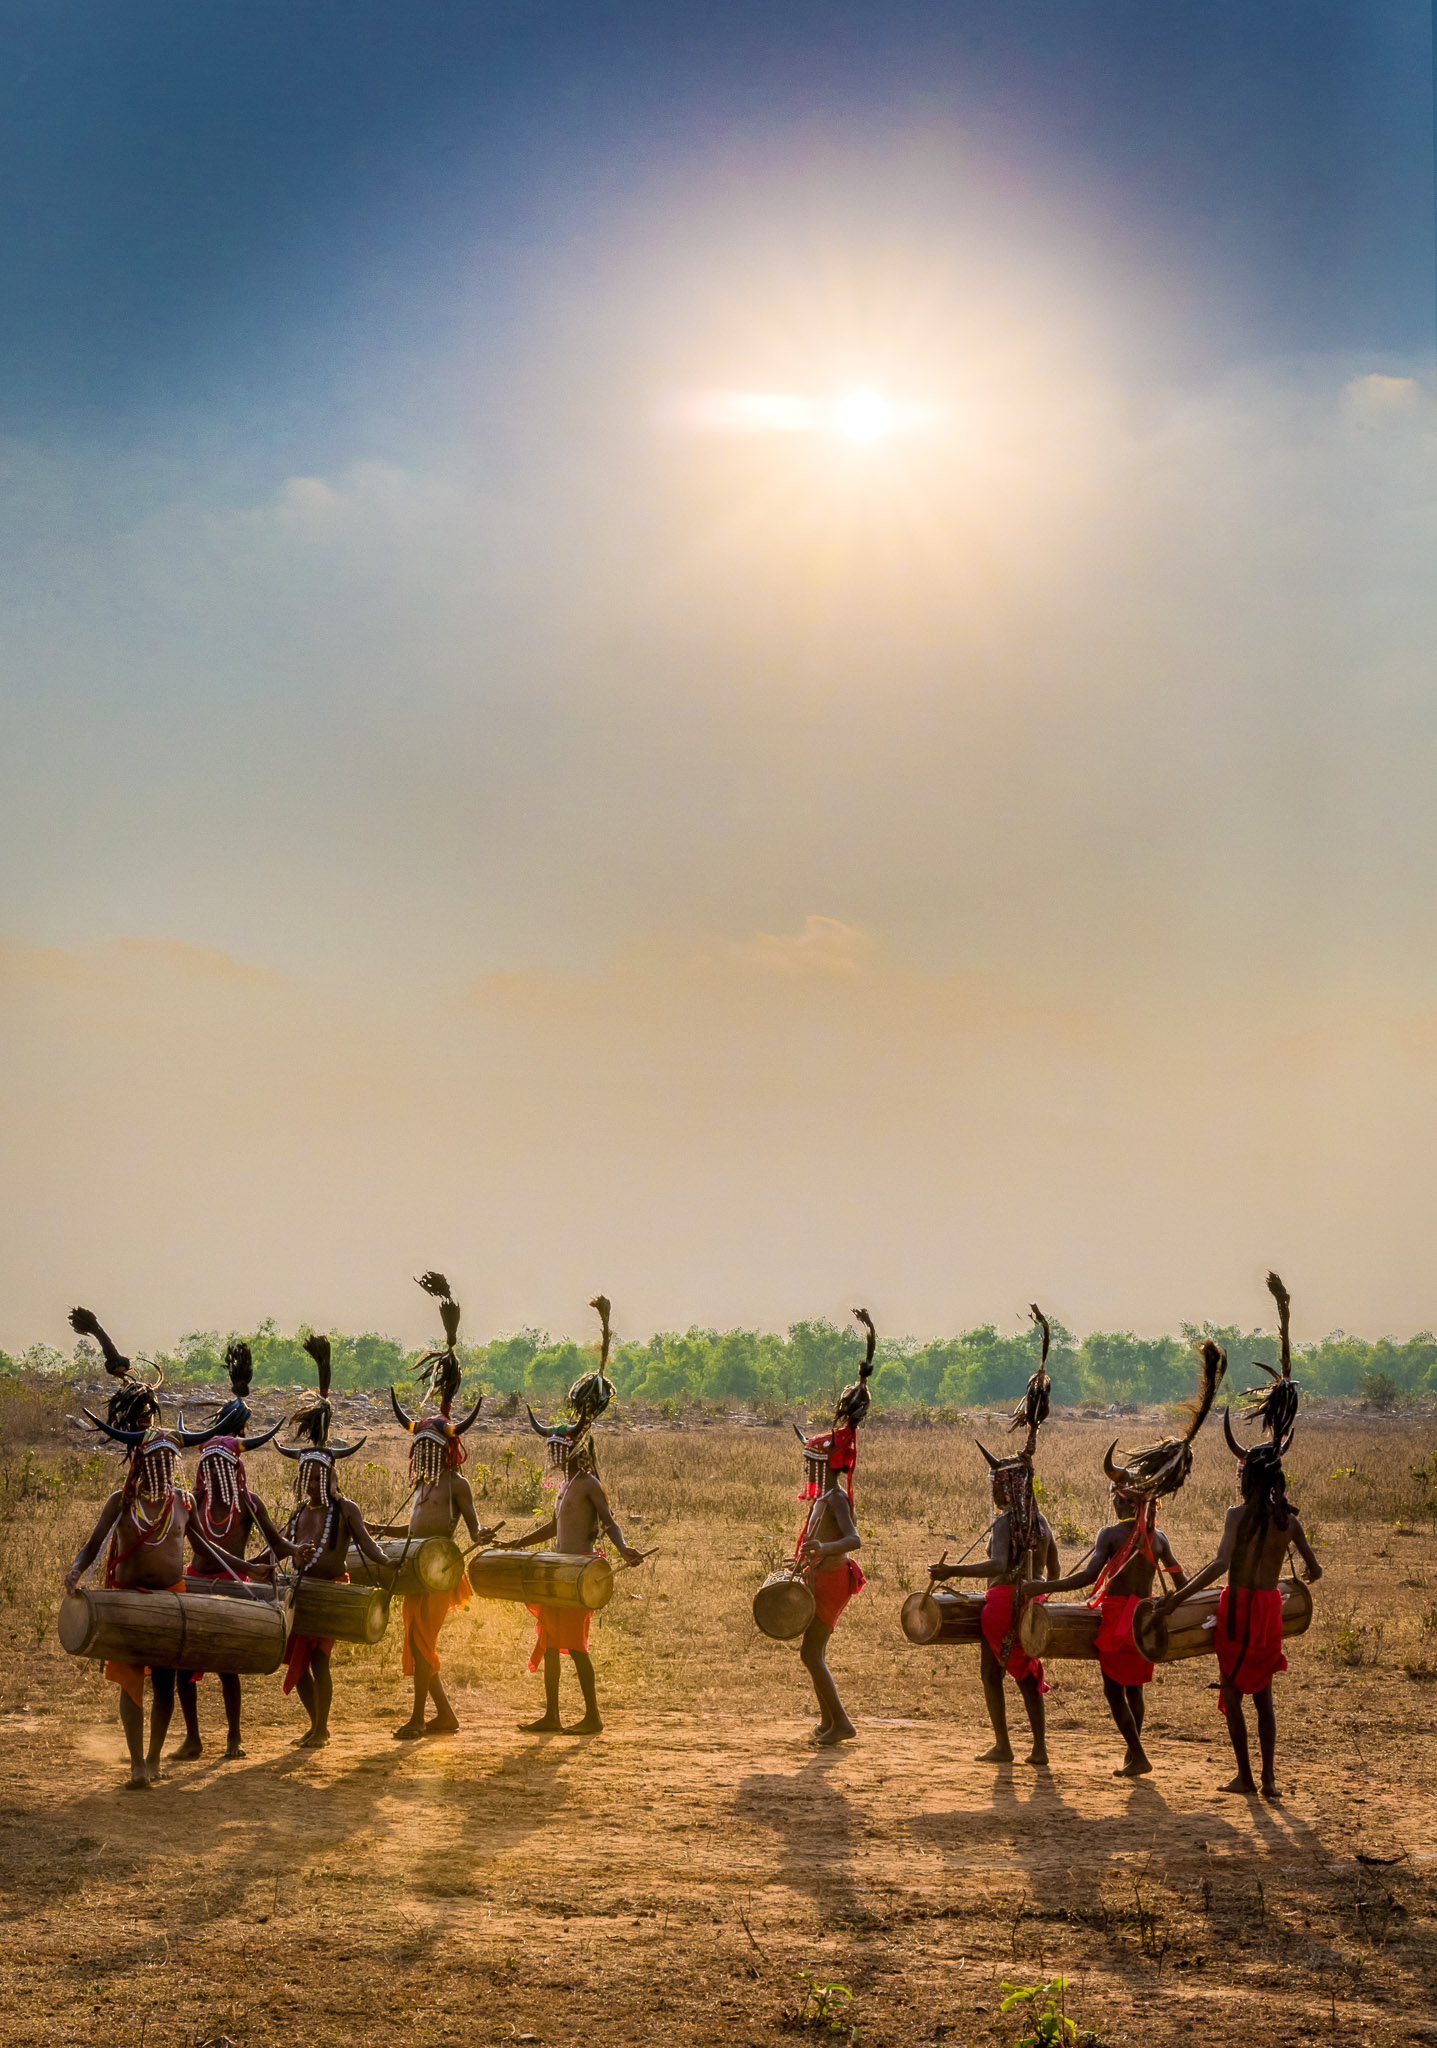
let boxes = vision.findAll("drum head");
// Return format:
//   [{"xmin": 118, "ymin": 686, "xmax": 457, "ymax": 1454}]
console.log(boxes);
[
  {"xmin": 753, "ymin": 1574, "xmax": 815, "ymax": 1641},
  {"xmin": 900, "ymin": 1590, "xmax": 943, "ymax": 1643}
]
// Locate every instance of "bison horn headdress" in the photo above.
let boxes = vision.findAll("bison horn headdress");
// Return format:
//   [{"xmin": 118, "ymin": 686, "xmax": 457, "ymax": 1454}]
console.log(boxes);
[
  {"xmin": 276, "ymin": 1332, "xmax": 366, "ymax": 1476},
  {"xmin": 176, "ymin": 1340, "xmax": 283, "ymax": 1454},
  {"xmin": 1102, "ymin": 1338, "xmax": 1227, "ymax": 1504},
  {"xmin": 974, "ymin": 1304, "xmax": 1053, "ymax": 1557},
  {"xmin": 527, "ymin": 1294, "xmax": 616, "ymax": 1478},
  {"xmin": 389, "ymin": 1271, "xmax": 483, "ymax": 1477},
  {"xmin": 70, "ymin": 1304, "xmax": 227, "ymax": 1450},
  {"xmin": 795, "ymin": 1308, "xmax": 877, "ymax": 1502},
  {"xmin": 1237, "ymin": 1269, "xmax": 1301, "ymax": 1443}
]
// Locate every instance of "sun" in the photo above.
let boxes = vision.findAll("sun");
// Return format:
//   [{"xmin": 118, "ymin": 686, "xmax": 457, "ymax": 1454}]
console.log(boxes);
[{"xmin": 832, "ymin": 390, "xmax": 893, "ymax": 443}]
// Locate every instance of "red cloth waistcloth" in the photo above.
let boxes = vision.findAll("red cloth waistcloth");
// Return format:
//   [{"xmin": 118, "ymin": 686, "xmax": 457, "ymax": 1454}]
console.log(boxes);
[
  {"xmin": 810, "ymin": 1557, "xmax": 865, "ymax": 1631},
  {"xmin": 104, "ymin": 1581, "xmax": 187, "ymax": 1706},
  {"xmin": 282, "ymin": 1573, "xmax": 347, "ymax": 1694},
  {"xmin": 402, "ymin": 1575, "xmax": 471, "ymax": 1677},
  {"xmin": 1215, "ymin": 1585, "xmax": 1287, "ymax": 1701},
  {"xmin": 1094, "ymin": 1594, "xmax": 1154, "ymax": 1687},
  {"xmin": 981, "ymin": 1582, "xmax": 1049, "ymax": 1694},
  {"xmin": 528, "ymin": 1601, "xmax": 591, "ymax": 1669}
]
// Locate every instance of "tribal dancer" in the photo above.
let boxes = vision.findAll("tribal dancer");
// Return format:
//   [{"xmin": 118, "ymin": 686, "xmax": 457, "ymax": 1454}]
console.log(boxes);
[
  {"xmin": 377, "ymin": 1273, "xmax": 498, "ymax": 1740},
  {"xmin": 789, "ymin": 1309, "xmax": 874, "ymax": 1746},
  {"xmin": 503, "ymin": 1296, "xmax": 644, "ymax": 1735},
  {"xmin": 63, "ymin": 1308, "xmax": 258, "ymax": 1788},
  {"xmin": 276, "ymin": 1334, "xmax": 390, "ymax": 1749},
  {"xmin": 931, "ymin": 1305, "xmax": 1059, "ymax": 1768},
  {"xmin": 172, "ymin": 1341, "xmax": 301, "ymax": 1761},
  {"xmin": 1154, "ymin": 1277, "xmax": 1320, "ymax": 1800},
  {"xmin": 1019, "ymin": 1341, "xmax": 1223, "ymax": 1775}
]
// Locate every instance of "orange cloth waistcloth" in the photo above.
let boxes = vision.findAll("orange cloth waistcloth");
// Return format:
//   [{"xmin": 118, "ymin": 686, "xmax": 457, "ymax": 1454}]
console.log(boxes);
[
  {"xmin": 402, "ymin": 1576, "xmax": 471, "ymax": 1677},
  {"xmin": 1215, "ymin": 1585, "xmax": 1288, "ymax": 1703},
  {"xmin": 1094, "ymin": 1594, "xmax": 1154, "ymax": 1687},
  {"xmin": 809, "ymin": 1557, "xmax": 866, "ymax": 1631},
  {"xmin": 528, "ymin": 1601, "xmax": 591, "ymax": 1670},
  {"xmin": 282, "ymin": 1573, "xmax": 347, "ymax": 1694},
  {"xmin": 104, "ymin": 1581, "xmax": 187, "ymax": 1707},
  {"xmin": 981, "ymin": 1582, "xmax": 1049, "ymax": 1694}
]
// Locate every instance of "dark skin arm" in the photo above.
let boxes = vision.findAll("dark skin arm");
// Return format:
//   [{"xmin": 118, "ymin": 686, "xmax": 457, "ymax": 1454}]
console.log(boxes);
[
  {"xmin": 246, "ymin": 1493, "xmax": 311, "ymax": 1564},
  {"xmin": 339, "ymin": 1497, "xmax": 393, "ymax": 1570},
  {"xmin": 932, "ymin": 1517, "xmax": 1060, "ymax": 1586},
  {"xmin": 1152, "ymin": 1506, "xmax": 1321, "ymax": 1617},
  {"xmin": 799, "ymin": 1487, "xmax": 860, "ymax": 1566},
  {"xmin": 498, "ymin": 1515, "xmax": 557, "ymax": 1550},
  {"xmin": 64, "ymin": 1492, "xmax": 124, "ymax": 1594}
]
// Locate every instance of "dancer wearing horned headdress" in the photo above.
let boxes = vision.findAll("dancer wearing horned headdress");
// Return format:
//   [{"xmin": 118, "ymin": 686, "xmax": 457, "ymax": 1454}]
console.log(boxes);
[
  {"xmin": 501, "ymin": 1296, "xmax": 645, "ymax": 1734},
  {"xmin": 277, "ymin": 1333, "xmax": 391, "ymax": 1749},
  {"xmin": 1019, "ymin": 1340, "xmax": 1224, "ymax": 1776},
  {"xmin": 375, "ymin": 1273, "xmax": 500, "ymax": 1740},
  {"xmin": 930, "ymin": 1306, "xmax": 1060, "ymax": 1767},
  {"xmin": 788, "ymin": 1309, "xmax": 875, "ymax": 1745},
  {"xmin": 171, "ymin": 1340, "xmax": 304, "ymax": 1761},
  {"xmin": 1152, "ymin": 1274, "xmax": 1321, "ymax": 1800},
  {"xmin": 63, "ymin": 1308, "xmax": 264, "ymax": 1788}
]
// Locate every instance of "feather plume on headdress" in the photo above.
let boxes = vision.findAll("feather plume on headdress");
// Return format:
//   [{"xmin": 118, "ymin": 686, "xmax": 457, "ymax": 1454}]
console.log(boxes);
[
  {"xmin": 1239, "ymin": 1270, "xmax": 1301, "ymax": 1441},
  {"xmin": 413, "ymin": 1271, "xmax": 464, "ymax": 1416},
  {"xmin": 290, "ymin": 1332, "xmax": 334, "ymax": 1446},
  {"xmin": 1103, "ymin": 1339, "xmax": 1227, "ymax": 1503},
  {"xmin": 69, "ymin": 1305, "xmax": 163, "ymax": 1429},
  {"xmin": 1006, "ymin": 1303, "xmax": 1053, "ymax": 1458}
]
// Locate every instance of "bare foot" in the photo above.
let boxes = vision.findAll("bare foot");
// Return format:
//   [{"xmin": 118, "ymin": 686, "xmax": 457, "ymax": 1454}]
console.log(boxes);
[
  {"xmin": 1117, "ymin": 1752, "xmax": 1153, "ymax": 1778},
  {"xmin": 519, "ymin": 1715, "xmax": 563, "ymax": 1733},
  {"xmin": 145, "ymin": 1764, "xmax": 168, "ymax": 1782},
  {"xmin": 223, "ymin": 1742, "xmax": 246, "ymax": 1760},
  {"xmin": 563, "ymin": 1714, "xmax": 604, "ymax": 1735},
  {"xmin": 1261, "ymin": 1780, "xmax": 1282, "ymax": 1802},
  {"xmin": 976, "ymin": 1744, "xmax": 1014, "ymax": 1764},
  {"xmin": 813, "ymin": 1722, "xmax": 857, "ymax": 1746},
  {"xmin": 1219, "ymin": 1774, "xmax": 1258, "ymax": 1795},
  {"xmin": 297, "ymin": 1729, "xmax": 329, "ymax": 1750},
  {"xmin": 392, "ymin": 1719, "xmax": 428, "ymax": 1741},
  {"xmin": 123, "ymin": 1772, "xmax": 151, "ymax": 1792},
  {"xmin": 1025, "ymin": 1748, "xmax": 1049, "ymax": 1769},
  {"xmin": 170, "ymin": 1737, "xmax": 203, "ymax": 1761},
  {"xmin": 425, "ymin": 1715, "xmax": 460, "ymax": 1736}
]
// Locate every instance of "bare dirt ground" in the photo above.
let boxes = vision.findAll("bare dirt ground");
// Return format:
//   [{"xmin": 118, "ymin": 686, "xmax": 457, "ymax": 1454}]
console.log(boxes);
[{"xmin": 2, "ymin": 1403, "xmax": 1436, "ymax": 2047}]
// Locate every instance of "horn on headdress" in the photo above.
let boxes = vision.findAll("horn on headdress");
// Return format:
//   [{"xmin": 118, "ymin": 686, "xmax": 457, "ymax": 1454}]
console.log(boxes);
[
  {"xmin": 390, "ymin": 1387, "xmax": 416, "ymax": 1432},
  {"xmin": 238, "ymin": 1418, "xmax": 283, "ymax": 1452},
  {"xmin": 452, "ymin": 1393, "xmax": 483, "ymax": 1435},
  {"xmin": 793, "ymin": 1422, "xmax": 811, "ymax": 1446},
  {"xmin": 526, "ymin": 1404, "xmax": 552, "ymax": 1439},
  {"xmin": 79, "ymin": 1407, "xmax": 149, "ymax": 1446},
  {"xmin": 975, "ymin": 1440, "xmax": 1003, "ymax": 1471},
  {"xmin": 1223, "ymin": 1407, "xmax": 1246, "ymax": 1458},
  {"xmin": 1103, "ymin": 1440, "xmax": 1128, "ymax": 1487},
  {"xmin": 327, "ymin": 1436, "xmax": 366, "ymax": 1459}
]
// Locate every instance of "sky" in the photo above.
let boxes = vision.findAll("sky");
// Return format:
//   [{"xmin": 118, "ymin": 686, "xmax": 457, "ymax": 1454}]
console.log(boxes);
[{"xmin": 2, "ymin": 3, "xmax": 1435, "ymax": 1353}]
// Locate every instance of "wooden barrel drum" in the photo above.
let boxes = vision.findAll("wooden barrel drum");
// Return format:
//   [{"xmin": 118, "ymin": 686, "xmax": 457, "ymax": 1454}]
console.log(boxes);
[
  {"xmin": 286, "ymin": 1576, "xmax": 390, "ymax": 1644},
  {"xmin": 753, "ymin": 1567, "xmax": 816, "ymax": 1641},
  {"xmin": 1018, "ymin": 1598, "xmax": 1102, "ymax": 1661},
  {"xmin": 466, "ymin": 1549, "xmax": 614, "ymax": 1613},
  {"xmin": 58, "ymin": 1585, "xmax": 287, "ymax": 1675},
  {"xmin": 899, "ymin": 1588, "xmax": 986, "ymax": 1645},
  {"xmin": 345, "ymin": 1535, "xmax": 464, "ymax": 1597},
  {"xmin": 1134, "ymin": 1577, "xmax": 1312, "ymax": 1665}
]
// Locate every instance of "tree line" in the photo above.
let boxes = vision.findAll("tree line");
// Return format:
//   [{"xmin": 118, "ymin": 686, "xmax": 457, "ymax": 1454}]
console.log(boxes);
[{"xmin": 9, "ymin": 1313, "xmax": 1433, "ymax": 1411}]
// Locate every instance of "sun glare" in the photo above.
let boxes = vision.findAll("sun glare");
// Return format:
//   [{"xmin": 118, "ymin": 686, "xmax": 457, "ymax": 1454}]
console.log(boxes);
[{"xmin": 833, "ymin": 390, "xmax": 892, "ymax": 442}]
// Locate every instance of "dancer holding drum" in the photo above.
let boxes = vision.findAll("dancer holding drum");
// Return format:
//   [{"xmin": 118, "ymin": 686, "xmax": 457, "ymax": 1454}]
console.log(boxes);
[
  {"xmin": 277, "ymin": 1334, "xmax": 390, "ymax": 1749},
  {"xmin": 501, "ymin": 1296, "xmax": 645, "ymax": 1735},
  {"xmin": 1017, "ymin": 1340, "xmax": 1223, "ymax": 1777},
  {"xmin": 172, "ymin": 1340, "xmax": 298, "ymax": 1762},
  {"xmin": 929, "ymin": 1306, "xmax": 1059, "ymax": 1768},
  {"xmin": 63, "ymin": 1308, "xmax": 269, "ymax": 1788},
  {"xmin": 787, "ymin": 1309, "xmax": 875, "ymax": 1746},
  {"xmin": 377, "ymin": 1272, "xmax": 499, "ymax": 1740}
]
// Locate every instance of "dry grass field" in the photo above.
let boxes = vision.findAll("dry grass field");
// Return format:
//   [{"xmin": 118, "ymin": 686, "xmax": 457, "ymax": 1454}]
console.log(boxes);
[{"xmin": 2, "ymin": 1381, "xmax": 1436, "ymax": 2048}]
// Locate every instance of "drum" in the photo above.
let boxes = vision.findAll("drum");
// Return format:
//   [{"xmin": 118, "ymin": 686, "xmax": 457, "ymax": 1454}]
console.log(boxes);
[
  {"xmin": 899, "ymin": 1588, "xmax": 986, "ymax": 1645},
  {"xmin": 466, "ymin": 1548, "xmax": 614, "ymax": 1612},
  {"xmin": 285, "ymin": 1575, "xmax": 390, "ymax": 1644},
  {"xmin": 1133, "ymin": 1576, "xmax": 1313, "ymax": 1665},
  {"xmin": 753, "ymin": 1567, "xmax": 815, "ymax": 1641},
  {"xmin": 58, "ymin": 1585, "xmax": 286, "ymax": 1675},
  {"xmin": 345, "ymin": 1535, "xmax": 464, "ymax": 1597},
  {"xmin": 1018, "ymin": 1599, "xmax": 1102, "ymax": 1660}
]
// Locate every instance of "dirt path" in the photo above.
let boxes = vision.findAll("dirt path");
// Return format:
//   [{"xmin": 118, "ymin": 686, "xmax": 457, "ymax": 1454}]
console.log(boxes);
[{"xmin": 4, "ymin": 1692, "xmax": 1435, "ymax": 2048}]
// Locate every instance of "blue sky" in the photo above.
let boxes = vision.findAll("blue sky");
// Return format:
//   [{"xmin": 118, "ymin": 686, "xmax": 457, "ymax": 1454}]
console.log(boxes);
[{"xmin": 2, "ymin": 4, "xmax": 1435, "ymax": 1345}]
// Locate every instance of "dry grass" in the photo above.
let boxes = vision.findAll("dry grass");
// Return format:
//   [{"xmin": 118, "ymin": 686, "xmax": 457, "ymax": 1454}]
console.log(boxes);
[{"xmin": 2, "ymin": 1380, "xmax": 1436, "ymax": 2047}]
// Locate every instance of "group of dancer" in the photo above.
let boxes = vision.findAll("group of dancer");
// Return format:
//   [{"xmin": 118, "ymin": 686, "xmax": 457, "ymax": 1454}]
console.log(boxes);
[
  {"xmin": 62, "ymin": 1271, "xmax": 1320, "ymax": 1801},
  {"xmin": 787, "ymin": 1277, "xmax": 1320, "ymax": 1799},
  {"xmin": 62, "ymin": 1279, "xmax": 644, "ymax": 1786}
]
